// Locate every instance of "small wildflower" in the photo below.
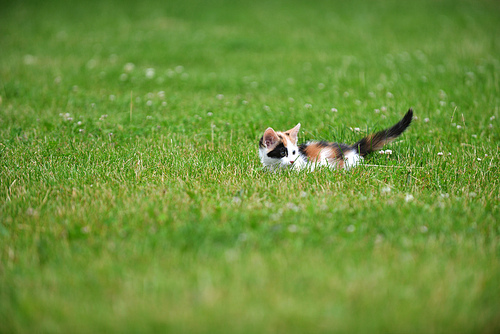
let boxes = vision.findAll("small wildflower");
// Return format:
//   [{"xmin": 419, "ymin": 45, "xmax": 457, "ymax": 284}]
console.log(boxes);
[
  {"xmin": 448, "ymin": 153, "xmax": 452, "ymax": 156},
  {"xmin": 243, "ymin": 100, "xmax": 249, "ymax": 105},
  {"xmin": 146, "ymin": 115, "xmax": 153, "ymax": 120},
  {"xmin": 157, "ymin": 91, "xmax": 165, "ymax": 99},
  {"xmin": 477, "ymin": 158, "xmax": 482, "ymax": 161},
  {"xmin": 386, "ymin": 92, "xmax": 394, "ymax": 99},
  {"xmin": 346, "ymin": 225, "xmax": 356, "ymax": 233},
  {"xmin": 381, "ymin": 106, "xmax": 387, "ymax": 112},
  {"xmin": 469, "ymin": 192, "xmax": 477, "ymax": 197},
  {"xmin": 216, "ymin": 94, "xmax": 224, "ymax": 100},
  {"xmin": 384, "ymin": 149, "xmax": 392, "ymax": 155},
  {"xmin": 424, "ymin": 118, "xmax": 429, "ymax": 123},
  {"xmin": 124, "ymin": 63, "xmax": 135, "ymax": 72},
  {"xmin": 379, "ymin": 150, "xmax": 385, "ymax": 154},
  {"xmin": 354, "ymin": 127, "xmax": 360, "ymax": 132},
  {"xmin": 472, "ymin": 134, "xmax": 477, "ymax": 138},
  {"xmin": 304, "ymin": 103, "xmax": 312, "ymax": 109},
  {"xmin": 286, "ymin": 202, "xmax": 300, "ymax": 212},
  {"xmin": 381, "ymin": 186, "xmax": 391, "ymax": 194},
  {"xmin": 145, "ymin": 68, "xmax": 155, "ymax": 79},
  {"xmin": 405, "ymin": 194, "xmax": 414, "ymax": 202},
  {"xmin": 488, "ymin": 124, "xmax": 493, "ymax": 129},
  {"xmin": 79, "ymin": 129, "xmax": 84, "ymax": 133},
  {"xmin": 207, "ymin": 112, "xmax": 213, "ymax": 116},
  {"xmin": 437, "ymin": 152, "xmax": 444, "ymax": 156},
  {"xmin": 419, "ymin": 226, "xmax": 428, "ymax": 233},
  {"xmin": 77, "ymin": 121, "xmax": 82, "ymax": 125},
  {"xmin": 161, "ymin": 101, "xmax": 167, "ymax": 107},
  {"xmin": 456, "ymin": 125, "xmax": 462, "ymax": 129},
  {"xmin": 288, "ymin": 224, "xmax": 298, "ymax": 233},
  {"xmin": 263, "ymin": 105, "xmax": 270, "ymax": 111},
  {"xmin": 146, "ymin": 100, "xmax": 153, "ymax": 106},
  {"xmin": 331, "ymin": 108, "xmax": 338, "ymax": 112},
  {"xmin": 490, "ymin": 116, "xmax": 495, "ymax": 121},
  {"xmin": 374, "ymin": 109, "xmax": 380, "ymax": 113}
]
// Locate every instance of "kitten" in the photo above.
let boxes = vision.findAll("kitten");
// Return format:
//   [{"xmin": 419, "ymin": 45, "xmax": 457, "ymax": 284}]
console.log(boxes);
[{"xmin": 259, "ymin": 108, "xmax": 413, "ymax": 171}]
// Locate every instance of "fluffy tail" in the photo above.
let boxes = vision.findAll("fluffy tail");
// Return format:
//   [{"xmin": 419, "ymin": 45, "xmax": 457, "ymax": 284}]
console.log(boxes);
[{"xmin": 352, "ymin": 108, "xmax": 413, "ymax": 156}]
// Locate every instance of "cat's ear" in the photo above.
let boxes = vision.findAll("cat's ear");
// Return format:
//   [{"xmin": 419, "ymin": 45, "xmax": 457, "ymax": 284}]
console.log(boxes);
[
  {"xmin": 263, "ymin": 127, "xmax": 279, "ymax": 148},
  {"xmin": 287, "ymin": 123, "xmax": 301, "ymax": 143}
]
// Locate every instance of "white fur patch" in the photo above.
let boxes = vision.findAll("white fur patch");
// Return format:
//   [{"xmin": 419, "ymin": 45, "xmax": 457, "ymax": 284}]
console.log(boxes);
[{"xmin": 344, "ymin": 151, "xmax": 363, "ymax": 170}]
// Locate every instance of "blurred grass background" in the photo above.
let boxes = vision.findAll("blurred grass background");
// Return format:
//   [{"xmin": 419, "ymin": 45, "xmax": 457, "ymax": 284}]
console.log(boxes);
[{"xmin": 1, "ymin": 0, "xmax": 499, "ymax": 333}]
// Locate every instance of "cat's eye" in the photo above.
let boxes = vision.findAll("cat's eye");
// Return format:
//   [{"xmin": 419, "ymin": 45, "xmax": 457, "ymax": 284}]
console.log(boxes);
[
  {"xmin": 280, "ymin": 148, "xmax": 287, "ymax": 157},
  {"xmin": 292, "ymin": 150, "xmax": 296, "ymax": 155}
]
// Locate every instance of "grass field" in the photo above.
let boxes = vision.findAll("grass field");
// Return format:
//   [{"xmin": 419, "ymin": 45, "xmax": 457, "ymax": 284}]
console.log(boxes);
[{"xmin": 1, "ymin": 0, "xmax": 499, "ymax": 332}]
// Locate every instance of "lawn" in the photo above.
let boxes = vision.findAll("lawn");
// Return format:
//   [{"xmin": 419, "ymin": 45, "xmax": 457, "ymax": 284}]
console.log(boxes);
[{"xmin": 1, "ymin": 0, "xmax": 499, "ymax": 332}]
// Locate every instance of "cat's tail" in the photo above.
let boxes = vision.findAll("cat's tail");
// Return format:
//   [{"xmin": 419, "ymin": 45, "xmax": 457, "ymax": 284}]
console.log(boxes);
[{"xmin": 351, "ymin": 108, "xmax": 413, "ymax": 157}]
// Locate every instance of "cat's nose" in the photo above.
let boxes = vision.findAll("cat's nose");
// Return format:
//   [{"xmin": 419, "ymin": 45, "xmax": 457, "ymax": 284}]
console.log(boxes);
[{"xmin": 290, "ymin": 161, "xmax": 294, "ymax": 164}]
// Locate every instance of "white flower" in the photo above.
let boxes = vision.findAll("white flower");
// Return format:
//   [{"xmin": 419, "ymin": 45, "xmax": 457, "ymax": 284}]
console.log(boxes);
[
  {"xmin": 405, "ymin": 194, "xmax": 414, "ymax": 202},
  {"xmin": 381, "ymin": 186, "xmax": 391, "ymax": 194},
  {"xmin": 304, "ymin": 103, "xmax": 312, "ymax": 108},
  {"xmin": 207, "ymin": 112, "xmax": 213, "ymax": 116},
  {"xmin": 384, "ymin": 149, "xmax": 392, "ymax": 155},
  {"xmin": 437, "ymin": 152, "xmax": 444, "ymax": 156},
  {"xmin": 379, "ymin": 150, "xmax": 385, "ymax": 154},
  {"xmin": 216, "ymin": 94, "xmax": 224, "ymax": 100},
  {"xmin": 331, "ymin": 108, "xmax": 338, "ymax": 112},
  {"xmin": 146, "ymin": 100, "xmax": 153, "ymax": 106},
  {"xmin": 124, "ymin": 63, "xmax": 135, "ymax": 72},
  {"xmin": 346, "ymin": 225, "xmax": 356, "ymax": 233},
  {"xmin": 456, "ymin": 125, "xmax": 462, "ymax": 129},
  {"xmin": 424, "ymin": 118, "xmax": 429, "ymax": 123},
  {"xmin": 157, "ymin": 91, "xmax": 165, "ymax": 99},
  {"xmin": 145, "ymin": 68, "xmax": 155, "ymax": 79},
  {"xmin": 477, "ymin": 158, "xmax": 482, "ymax": 161},
  {"xmin": 386, "ymin": 92, "xmax": 394, "ymax": 99},
  {"xmin": 374, "ymin": 109, "xmax": 380, "ymax": 113},
  {"xmin": 490, "ymin": 116, "xmax": 495, "ymax": 121}
]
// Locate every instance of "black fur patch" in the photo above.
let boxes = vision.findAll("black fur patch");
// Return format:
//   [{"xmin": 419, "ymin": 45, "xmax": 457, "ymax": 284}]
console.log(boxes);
[{"xmin": 267, "ymin": 142, "xmax": 288, "ymax": 159}]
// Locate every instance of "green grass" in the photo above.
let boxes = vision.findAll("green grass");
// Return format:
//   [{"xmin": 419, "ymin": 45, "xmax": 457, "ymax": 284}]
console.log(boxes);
[{"xmin": 1, "ymin": 0, "xmax": 499, "ymax": 332}]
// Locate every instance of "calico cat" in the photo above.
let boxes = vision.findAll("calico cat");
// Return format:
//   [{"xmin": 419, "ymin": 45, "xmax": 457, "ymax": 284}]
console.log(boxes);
[{"xmin": 259, "ymin": 108, "xmax": 413, "ymax": 171}]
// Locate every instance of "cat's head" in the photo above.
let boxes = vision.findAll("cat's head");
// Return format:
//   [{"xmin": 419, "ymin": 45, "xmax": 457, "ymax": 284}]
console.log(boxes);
[{"xmin": 258, "ymin": 123, "xmax": 301, "ymax": 169}]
